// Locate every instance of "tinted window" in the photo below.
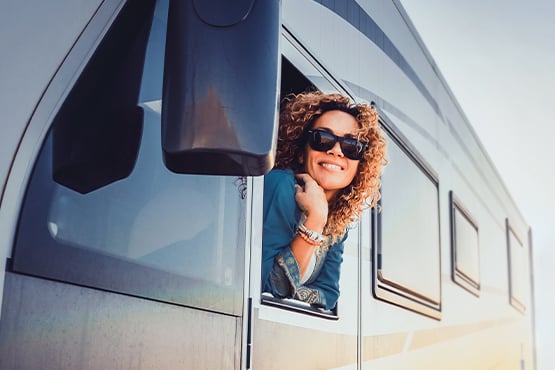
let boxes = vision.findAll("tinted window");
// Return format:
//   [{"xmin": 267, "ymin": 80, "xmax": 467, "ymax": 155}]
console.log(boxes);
[
  {"xmin": 373, "ymin": 128, "xmax": 441, "ymax": 319},
  {"xmin": 450, "ymin": 192, "xmax": 480, "ymax": 296},
  {"xmin": 12, "ymin": 0, "xmax": 246, "ymax": 315},
  {"xmin": 507, "ymin": 219, "xmax": 526, "ymax": 313}
]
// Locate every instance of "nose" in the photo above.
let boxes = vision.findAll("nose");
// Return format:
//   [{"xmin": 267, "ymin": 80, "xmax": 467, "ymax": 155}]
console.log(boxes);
[{"xmin": 326, "ymin": 141, "xmax": 344, "ymax": 157}]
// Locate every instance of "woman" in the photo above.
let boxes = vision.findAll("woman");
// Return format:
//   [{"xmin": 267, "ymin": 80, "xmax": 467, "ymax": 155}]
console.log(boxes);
[{"xmin": 262, "ymin": 91, "xmax": 386, "ymax": 310}]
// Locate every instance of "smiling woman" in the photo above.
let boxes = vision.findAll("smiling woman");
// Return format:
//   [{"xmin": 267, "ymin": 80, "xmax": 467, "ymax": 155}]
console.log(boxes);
[
  {"xmin": 303, "ymin": 111, "xmax": 362, "ymax": 200},
  {"xmin": 261, "ymin": 91, "xmax": 387, "ymax": 310}
]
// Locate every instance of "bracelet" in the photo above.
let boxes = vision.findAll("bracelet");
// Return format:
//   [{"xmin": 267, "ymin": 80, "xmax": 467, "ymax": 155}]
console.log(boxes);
[
  {"xmin": 297, "ymin": 223, "xmax": 325, "ymax": 244},
  {"xmin": 297, "ymin": 229, "xmax": 322, "ymax": 246}
]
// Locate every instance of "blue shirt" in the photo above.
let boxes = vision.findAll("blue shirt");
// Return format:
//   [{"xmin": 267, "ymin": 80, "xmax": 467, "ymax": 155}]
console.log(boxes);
[{"xmin": 261, "ymin": 169, "xmax": 345, "ymax": 310}]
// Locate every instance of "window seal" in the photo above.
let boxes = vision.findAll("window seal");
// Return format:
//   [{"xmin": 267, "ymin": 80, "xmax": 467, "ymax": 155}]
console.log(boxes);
[{"xmin": 260, "ymin": 293, "xmax": 339, "ymax": 320}]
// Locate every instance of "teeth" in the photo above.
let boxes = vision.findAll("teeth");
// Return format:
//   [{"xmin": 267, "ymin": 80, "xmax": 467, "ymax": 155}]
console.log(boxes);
[{"xmin": 321, "ymin": 163, "xmax": 341, "ymax": 171}]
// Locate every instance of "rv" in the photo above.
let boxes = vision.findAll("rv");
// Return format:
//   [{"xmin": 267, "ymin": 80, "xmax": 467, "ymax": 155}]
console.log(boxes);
[{"xmin": 0, "ymin": 0, "xmax": 535, "ymax": 368}]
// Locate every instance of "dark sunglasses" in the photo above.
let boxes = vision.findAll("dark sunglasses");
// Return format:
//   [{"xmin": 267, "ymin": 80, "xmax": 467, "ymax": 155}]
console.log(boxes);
[{"xmin": 307, "ymin": 129, "xmax": 369, "ymax": 161}]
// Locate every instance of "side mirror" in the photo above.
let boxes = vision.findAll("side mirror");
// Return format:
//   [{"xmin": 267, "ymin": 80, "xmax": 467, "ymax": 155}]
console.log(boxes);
[{"xmin": 162, "ymin": 0, "xmax": 281, "ymax": 176}]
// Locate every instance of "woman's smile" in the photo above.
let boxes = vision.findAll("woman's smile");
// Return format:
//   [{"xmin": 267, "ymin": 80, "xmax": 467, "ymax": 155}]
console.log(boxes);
[{"xmin": 319, "ymin": 161, "xmax": 343, "ymax": 171}]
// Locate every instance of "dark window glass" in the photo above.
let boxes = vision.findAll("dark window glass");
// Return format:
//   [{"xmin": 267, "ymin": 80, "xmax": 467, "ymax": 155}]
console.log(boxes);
[
  {"xmin": 373, "ymin": 128, "xmax": 441, "ymax": 320},
  {"xmin": 12, "ymin": 0, "xmax": 246, "ymax": 315}
]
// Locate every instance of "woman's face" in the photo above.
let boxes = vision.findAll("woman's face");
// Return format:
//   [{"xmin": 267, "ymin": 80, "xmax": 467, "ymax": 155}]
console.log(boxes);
[{"xmin": 303, "ymin": 110, "xmax": 361, "ymax": 201}]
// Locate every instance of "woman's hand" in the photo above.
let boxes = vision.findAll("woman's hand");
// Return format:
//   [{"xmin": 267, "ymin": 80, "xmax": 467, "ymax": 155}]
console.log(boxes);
[
  {"xmin": 294, "ymin": 173, "xmax": 328, "ymax": 232},
  {"xmin": 290, "ymin": 173, "xmax": 329, "ymax": 277}
]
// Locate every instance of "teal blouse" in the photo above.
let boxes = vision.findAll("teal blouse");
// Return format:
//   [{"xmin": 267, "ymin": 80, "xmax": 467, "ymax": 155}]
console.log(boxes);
[{"xmin": 261, "ymin": 169, "xmax": 345, "ymax": 310}]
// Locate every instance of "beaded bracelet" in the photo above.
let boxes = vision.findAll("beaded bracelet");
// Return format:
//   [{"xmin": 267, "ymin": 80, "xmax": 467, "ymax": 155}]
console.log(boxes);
[
  {"xmin": 297, "ymin": 223, "xmax": 325, "ymax": 245},
  {"xmin": 297, "ymin": 229, "xmax": 322, "ymax": 246}
]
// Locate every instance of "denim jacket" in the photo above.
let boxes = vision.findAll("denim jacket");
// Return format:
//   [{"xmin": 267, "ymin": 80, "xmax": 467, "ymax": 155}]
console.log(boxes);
[{"xmin": 261, "ymin": 169, "xmax": 345, "ymax": 310}]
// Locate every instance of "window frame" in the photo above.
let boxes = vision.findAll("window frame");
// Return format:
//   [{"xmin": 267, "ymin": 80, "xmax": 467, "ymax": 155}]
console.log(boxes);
[
  {"xmin": 506, "ymin": 218, "xmax": 526, "ymax": 313},
  {"xmin": 449, "ymin": 191, "xmax": 481, "ymax": 297},
  {"xmin": 371, "ymin": 114, "xmax": 442, "ymax": 320}
]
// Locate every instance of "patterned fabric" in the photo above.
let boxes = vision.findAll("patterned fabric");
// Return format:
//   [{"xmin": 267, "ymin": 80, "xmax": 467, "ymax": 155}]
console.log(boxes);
[{"xmin": 261, "ymin": 169, "xmax": 346, "ymax": 310}]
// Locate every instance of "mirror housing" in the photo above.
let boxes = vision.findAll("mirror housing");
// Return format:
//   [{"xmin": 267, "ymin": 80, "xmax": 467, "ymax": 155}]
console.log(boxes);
[{"xmin": 162, "ymin": 0, "xmax": 281, "ymax": 176}]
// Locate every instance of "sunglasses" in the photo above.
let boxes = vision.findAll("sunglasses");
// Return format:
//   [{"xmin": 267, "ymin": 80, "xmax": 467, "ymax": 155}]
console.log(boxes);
[{"xmin": 307, "ymin": 129, "xmax": 369, "ymax": 161}]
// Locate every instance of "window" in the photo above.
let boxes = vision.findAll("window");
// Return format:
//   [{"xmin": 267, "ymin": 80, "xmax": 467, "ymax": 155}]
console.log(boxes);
[
  {"xmin": 372, "ymin": 124, "xmax": 441, "ymax": 320},
  {"xmin": 12, "ymin": 0, "xmax": 246, "ymax": 316},
  {"xmin": 259, "ymin": 30, "xmax": 352, "ymax": 319},
  {"xmin": 450, "ymin": 192, "xmax": 480, "ymax": 296},
  {"xmin": 260, "ymin": 56, "xmax": 339, "ymax": 319},
  {"xmin": 506, "ymin": 219, "xmax": 527, "ymax": 313}
]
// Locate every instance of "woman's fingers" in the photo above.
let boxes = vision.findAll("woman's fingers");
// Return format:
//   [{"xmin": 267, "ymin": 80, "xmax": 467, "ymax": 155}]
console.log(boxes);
[
  {"xmin": 295, "ymin": 173, "xmax": 328, "ymax": 226},
  {"xmin": 295, "ymin": 173, "xmax": 318, "ymax": 189}
]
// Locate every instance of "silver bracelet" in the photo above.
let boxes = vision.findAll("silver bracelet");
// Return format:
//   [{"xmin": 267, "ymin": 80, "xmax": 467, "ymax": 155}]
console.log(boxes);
[{"xmin": 297, "ymin": 223, "xmax": 325, "ymax": 244}]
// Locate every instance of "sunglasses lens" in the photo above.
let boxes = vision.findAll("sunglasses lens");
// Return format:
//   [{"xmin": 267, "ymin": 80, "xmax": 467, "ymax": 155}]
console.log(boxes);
[
  {"xmin": 339, "ymin": 139, "xmax": 360, "ymax": 160},
  {"xmin": 309, "ymin": 130, "xmax": 336, "ymax": 151},
  {"xmin": 308, "ymin": 130, "xmax": 367, "ymax": 160}
]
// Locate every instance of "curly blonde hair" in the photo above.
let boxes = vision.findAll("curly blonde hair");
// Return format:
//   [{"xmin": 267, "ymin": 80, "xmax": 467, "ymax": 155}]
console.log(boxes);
[{"xmin": 275, "ymin": 91, "xmax": 387, "ymax": 241}]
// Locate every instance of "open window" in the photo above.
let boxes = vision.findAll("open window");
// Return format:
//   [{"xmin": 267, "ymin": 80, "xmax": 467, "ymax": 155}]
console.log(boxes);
[
  {"xmin": 372, "ymin": 119, "xmax": 441, "ymax": 320},
  {"xmin": 259, "ymin": 29, "xmax": 355, "ymax": 319},
  {"xmin": 260, "ymin": 55, "xmax": 339, "ymax": 319},
  {"xmin": 506, "ymin": 219, "xmax": 527, "ymax": 313},
  {"xmin": 450, "ymin": 192, "xmax": 480, "ymax": 296}
]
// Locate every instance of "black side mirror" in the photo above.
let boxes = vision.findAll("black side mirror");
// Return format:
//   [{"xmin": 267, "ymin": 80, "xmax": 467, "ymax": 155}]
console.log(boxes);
[{"xmin": 162, "ymin": 0, "xmax": 281, "ymax": 176}]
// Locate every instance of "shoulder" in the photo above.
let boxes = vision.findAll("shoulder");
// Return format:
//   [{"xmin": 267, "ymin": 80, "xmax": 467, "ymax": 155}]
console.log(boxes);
[
  {"xmin": 264, "ymin": 169, "xmax": 296, "ymax": 195},
  {"xmin": 263, "ymin": 169, "xmax": 299, "ymax": 217},
  {"xmin": 265, "ymin": 168, "xmax": 295, "ymax": 183}
]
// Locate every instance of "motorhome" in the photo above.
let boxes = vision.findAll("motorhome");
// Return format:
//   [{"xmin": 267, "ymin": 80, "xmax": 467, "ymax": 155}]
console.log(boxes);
[{"xmin": 0, "ymin": 0, "xmax": 535, "ymax": 369}]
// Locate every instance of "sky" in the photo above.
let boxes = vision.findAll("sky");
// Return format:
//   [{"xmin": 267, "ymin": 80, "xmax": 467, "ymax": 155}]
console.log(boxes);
[{"xmin": 399, "ymin": 0, "xmax": 555, "ymax": 368}]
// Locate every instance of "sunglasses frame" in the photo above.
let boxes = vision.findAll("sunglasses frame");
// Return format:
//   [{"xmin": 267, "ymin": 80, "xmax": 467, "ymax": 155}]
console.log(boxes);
[{"xmin": 306, "ymin": 129, "xmax": 369, "ymax": 161}]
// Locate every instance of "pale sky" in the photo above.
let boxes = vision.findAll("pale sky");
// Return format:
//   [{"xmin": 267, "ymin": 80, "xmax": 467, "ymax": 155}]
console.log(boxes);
[{"xmin": 399, "ymin": 0, "xmax": 555, "ymax": 369}]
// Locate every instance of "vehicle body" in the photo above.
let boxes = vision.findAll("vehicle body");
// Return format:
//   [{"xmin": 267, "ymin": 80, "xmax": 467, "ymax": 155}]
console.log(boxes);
[{"xmin": 0, "ymin": 0, "xmax": 535, "ymax": 369}]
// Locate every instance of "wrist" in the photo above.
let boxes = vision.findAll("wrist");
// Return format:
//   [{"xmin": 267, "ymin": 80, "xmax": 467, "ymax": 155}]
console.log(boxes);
[
  {"xmin": 302, "ymin": 214, "xmax": 327, "ymax": 233},
  {"xmin": 297, "ymin": 223, "xmax": 325, "ymax": 245}
]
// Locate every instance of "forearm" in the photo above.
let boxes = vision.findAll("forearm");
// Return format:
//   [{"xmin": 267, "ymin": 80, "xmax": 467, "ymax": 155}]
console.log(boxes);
[{"xmin": 290, "ymin": 235, "xmax": 317, "ymax": 277}]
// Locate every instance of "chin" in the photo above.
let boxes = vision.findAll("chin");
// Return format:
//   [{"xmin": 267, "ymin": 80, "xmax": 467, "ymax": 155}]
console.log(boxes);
[{"xmin": 321, "ymin": 181, "xmax": 348, "ymax": 193}]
